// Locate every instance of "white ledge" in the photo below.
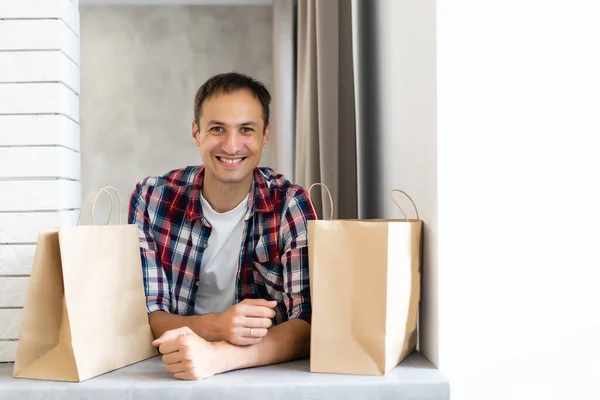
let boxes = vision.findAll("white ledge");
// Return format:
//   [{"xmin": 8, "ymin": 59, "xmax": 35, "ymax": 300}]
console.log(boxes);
[{"xmin": 0, "ymin": 352, "xmax": 449, "ymax": 400}]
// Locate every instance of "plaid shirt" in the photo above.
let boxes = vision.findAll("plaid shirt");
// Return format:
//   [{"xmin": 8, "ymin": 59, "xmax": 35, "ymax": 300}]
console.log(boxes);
[{"xmin": 128, "ymin": 166, "xmax": 316, "ymax": 325}]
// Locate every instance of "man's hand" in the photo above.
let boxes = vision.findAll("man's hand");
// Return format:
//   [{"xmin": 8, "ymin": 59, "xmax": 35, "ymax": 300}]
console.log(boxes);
[
  {"xmin": 154, "ymin": 319, "xmax": 310, "ymax": 380},
  {"xmin": 213, "ymin": 299, "xmax": 277, "ymax": 346},
  {"xmin": 148, "ymin": 299, "xmax": 278, "ymax": 345},
  {"xmin": 153, "ymin": 326, "xmax": 223, "ymax": 380}
]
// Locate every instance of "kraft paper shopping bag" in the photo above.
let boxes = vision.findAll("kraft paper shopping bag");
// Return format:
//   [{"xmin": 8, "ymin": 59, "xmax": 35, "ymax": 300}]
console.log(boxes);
[
  {"xmin": 308, "ymin": 185, "xmax": 422, "ymax": 375},
  {"xmin": 13, "ymin": 187, "xmax": 157, "ymax": 382}
]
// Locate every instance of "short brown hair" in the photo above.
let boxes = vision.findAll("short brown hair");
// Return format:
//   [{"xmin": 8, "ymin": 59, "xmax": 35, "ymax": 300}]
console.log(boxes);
[{"xmin": 194, "ymin": 72, "xmax": 271, "ymax": 128}]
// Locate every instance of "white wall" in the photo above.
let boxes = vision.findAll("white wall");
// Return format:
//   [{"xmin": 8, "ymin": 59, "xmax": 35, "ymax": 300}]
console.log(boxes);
[
  {"xmin": 369, "ymin": 0, "xmax": 438, "ymax": 361},
  {"xmin": 271, "ymin": 0, "xmax": 296, "ymax": 180},
  {"xmin": 437, "ymin": 1, "xmax": 600, "ymax": 399},
  {"xmin": 0, "ymin": 0, "xmax": 81, "ymax": 362}
]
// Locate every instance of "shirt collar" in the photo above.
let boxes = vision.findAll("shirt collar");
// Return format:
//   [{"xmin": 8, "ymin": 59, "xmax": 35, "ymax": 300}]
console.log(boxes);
[{"xmin": 185, "ymin": 166, "xmax": 274, "ymax": 223}]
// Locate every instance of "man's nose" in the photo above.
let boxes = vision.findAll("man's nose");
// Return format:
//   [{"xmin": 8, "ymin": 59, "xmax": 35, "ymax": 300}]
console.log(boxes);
[{"xmin": 221, "ymin": 131, "xmax": 242, "ymax": 154}]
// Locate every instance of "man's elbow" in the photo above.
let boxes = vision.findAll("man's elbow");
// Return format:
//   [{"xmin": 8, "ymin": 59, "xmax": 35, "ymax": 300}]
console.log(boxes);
[
  {"xmin": 148, "ymin": 309, "xmax": 173, "ymax": 339},
  {"xmin": 283, "ymin": 318, "xmax": 311, "ymax": 358}
]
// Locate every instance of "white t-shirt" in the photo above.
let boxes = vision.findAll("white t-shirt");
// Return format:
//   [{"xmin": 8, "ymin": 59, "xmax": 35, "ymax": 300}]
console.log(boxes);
[{"xmin": 194, "ymin": 192, "xmax": 249, "ymax": 315}]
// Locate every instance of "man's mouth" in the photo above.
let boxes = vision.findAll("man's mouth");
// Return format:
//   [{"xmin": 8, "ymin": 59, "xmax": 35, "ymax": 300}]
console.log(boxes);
[{"xmin": 216, "ymin": 156, "xmax": 247, "ymax": 165}]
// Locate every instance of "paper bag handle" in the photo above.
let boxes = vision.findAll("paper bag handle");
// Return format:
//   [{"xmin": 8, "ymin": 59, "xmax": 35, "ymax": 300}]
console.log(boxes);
[
  {"xmin": 77, "ymin": 188, "xmax": 113, "ymax": 225},
  {"xmin": 93, "ymin": 186, "xmax": 123, "ymax": 225},
  {"xmin": 391, "ymin": 189, "xmax": 420, "ymax": 220},
  {"xmin": 307, "ymin": 183, "xmax": 334, "ymax": 220},
  {"xmin": 77, "ymin": 186, "xmax": 123, "ymax": 225}
]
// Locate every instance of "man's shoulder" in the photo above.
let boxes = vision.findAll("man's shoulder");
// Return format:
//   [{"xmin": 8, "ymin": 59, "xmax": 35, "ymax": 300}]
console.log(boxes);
[
  {"xmin": 258, "ymin": 167, "xmax": 305, "ymax": 199},
  {"xmin": 258, "ymin": 168, "xmax": 316, "ymax": 216},
  {"xmin": 133, "ymin": 165, "xmax": 201, "ymax": 202}
]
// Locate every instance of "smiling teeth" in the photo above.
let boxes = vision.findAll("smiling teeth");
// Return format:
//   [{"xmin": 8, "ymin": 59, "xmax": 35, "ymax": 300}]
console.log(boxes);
[{"xmin": 219, "ymin": 157, "xmax": 242, "ymax": 164}]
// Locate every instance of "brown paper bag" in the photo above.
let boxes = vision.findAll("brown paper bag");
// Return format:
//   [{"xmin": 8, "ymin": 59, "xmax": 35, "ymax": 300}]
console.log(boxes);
[
  {"xmin": 13, "ymin": 187, "xmax": 157, "ymax": 382},
  {"xmin": 308, "ymin": 186, "xmax": 422, "ymax": 375}
]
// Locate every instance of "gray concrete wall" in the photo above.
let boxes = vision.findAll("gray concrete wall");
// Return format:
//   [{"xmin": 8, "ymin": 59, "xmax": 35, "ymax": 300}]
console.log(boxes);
[{"xmin": 80, "ymin": 5, "xmax": 273, "ymax": 221}]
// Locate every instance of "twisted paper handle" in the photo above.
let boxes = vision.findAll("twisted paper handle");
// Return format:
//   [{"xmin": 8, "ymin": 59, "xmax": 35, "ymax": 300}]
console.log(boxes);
[
  {"xmin": 77, "ymin": 186, "xmax": 123, "ymax": 225},
  {"xmin": 307, "ymin": 183, "xmax": 334, "ymax": 221},
  {"xmin": 390, "ymin": 189, "xmax": 420, "ymax": 220}
]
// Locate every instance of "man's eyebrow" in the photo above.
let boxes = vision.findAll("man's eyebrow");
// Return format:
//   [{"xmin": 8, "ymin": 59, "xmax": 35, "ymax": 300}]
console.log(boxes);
[{"xmin": 207, "ymin": 120, "xmax": 259, "ymax": 127}]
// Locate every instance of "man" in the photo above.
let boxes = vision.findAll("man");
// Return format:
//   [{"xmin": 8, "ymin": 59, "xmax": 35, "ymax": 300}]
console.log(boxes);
[{"xmin": 128, "ymin": 72, "xmax": 316, "ymax": 380}]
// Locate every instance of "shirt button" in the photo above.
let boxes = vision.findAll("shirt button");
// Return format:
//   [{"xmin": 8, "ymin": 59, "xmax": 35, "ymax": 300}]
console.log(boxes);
[
  {"xmin": 203, "ymin": 242, "xmax": 209, "ymax": 248},
  {"xmin": 196, "ymin": 280, "xmax": 200, "ymax": 286}
]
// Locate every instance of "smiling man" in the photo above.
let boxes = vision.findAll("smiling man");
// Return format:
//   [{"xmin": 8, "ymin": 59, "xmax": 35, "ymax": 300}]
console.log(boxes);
[{"xmin": 128, "ymin": 73, "xmax": 316, "ymax": 380}]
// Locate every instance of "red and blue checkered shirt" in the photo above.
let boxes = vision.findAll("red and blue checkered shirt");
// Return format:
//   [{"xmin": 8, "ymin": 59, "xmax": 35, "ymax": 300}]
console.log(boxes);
[{"xmin": 128, "ymin": 166, "xmax": 316, "ymax": 325}]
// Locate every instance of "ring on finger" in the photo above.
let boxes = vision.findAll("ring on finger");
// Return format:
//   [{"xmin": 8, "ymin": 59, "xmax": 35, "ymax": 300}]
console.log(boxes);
[{"xmin": 249, "ymin": 328, "xmax": 254, "ymax": 337}]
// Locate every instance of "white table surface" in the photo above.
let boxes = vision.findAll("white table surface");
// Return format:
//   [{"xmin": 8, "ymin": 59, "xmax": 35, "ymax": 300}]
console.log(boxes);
[{"xmin": 0, "ymin": 351, "xmax": 449, "ymax": 400}]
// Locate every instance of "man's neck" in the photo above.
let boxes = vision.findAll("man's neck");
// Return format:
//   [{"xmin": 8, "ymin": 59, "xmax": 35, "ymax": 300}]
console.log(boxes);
[{"xmin": 202, "ymin": 172, "xmax": 253, "ymax": 213}]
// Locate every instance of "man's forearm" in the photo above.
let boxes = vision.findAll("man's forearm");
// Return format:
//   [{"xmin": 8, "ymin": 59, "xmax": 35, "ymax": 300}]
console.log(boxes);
[
  {"xmin": 149, "ymin": 311, "xmax": 221, "ymax": 341},
  {"xmin": 215, "ymin": 318, "xmax": 310, "ymax": 373}
]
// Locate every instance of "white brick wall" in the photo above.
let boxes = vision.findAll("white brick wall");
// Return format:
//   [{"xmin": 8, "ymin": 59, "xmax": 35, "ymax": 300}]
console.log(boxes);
[{"xmin": 0, "ymin": 0, "xmax": 81, "ymax": 362}]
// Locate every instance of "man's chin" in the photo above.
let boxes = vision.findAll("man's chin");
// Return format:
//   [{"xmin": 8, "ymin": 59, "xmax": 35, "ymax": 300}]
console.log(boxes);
[{"xmin": 208, "ymin": 169, "xmax": 254, "ymax": 185}]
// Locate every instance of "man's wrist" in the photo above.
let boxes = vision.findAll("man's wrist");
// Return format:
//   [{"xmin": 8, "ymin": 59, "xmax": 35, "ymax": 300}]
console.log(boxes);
[
  {"xmin": 192, "ymin": 313, "xmax": 222, "ymax": 342},
  {"xmin": 212, "ymin": 340, "xmax": 235, "ymax": 374}
]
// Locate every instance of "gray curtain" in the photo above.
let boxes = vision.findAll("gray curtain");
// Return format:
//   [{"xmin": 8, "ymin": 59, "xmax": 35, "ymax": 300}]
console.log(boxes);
[{"xmin": 294, "ymin": 0, "xmax": 357, "ymax": 220}]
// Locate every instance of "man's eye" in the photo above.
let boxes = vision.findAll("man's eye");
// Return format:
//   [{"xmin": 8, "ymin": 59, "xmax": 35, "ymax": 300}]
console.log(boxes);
[
  {"xmin": 241, "ymin": 127, "xmax": 254, "ymax": 133},
  {"xmin": 210, "ymin": 126, "xmax": 225, "ymax": 133}
]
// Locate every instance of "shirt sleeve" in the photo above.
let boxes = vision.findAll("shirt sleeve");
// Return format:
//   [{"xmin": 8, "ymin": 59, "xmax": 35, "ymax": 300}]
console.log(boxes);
[
  {"xmin": 279, "ymin": 188, "xmax": 317, "ymax": 323},
  {"xmin": 128, "ymin": 183, "xmax": 171, "ymax": 314}
]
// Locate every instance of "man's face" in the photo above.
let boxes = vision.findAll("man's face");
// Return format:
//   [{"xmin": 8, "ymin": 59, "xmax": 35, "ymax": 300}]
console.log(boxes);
[{"xmin": 192, "ymin": 89, "xmax": 270, "ymax": 185}]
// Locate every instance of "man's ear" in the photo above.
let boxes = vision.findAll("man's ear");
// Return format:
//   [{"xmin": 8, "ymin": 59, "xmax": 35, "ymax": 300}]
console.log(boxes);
[
  {"xmin": 192, "ymin": 120, "xmax": 201, "ymax": 147},
  {"xmin": 263, "ymin": 124, "xmax": 270, "ymax": 149}
]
